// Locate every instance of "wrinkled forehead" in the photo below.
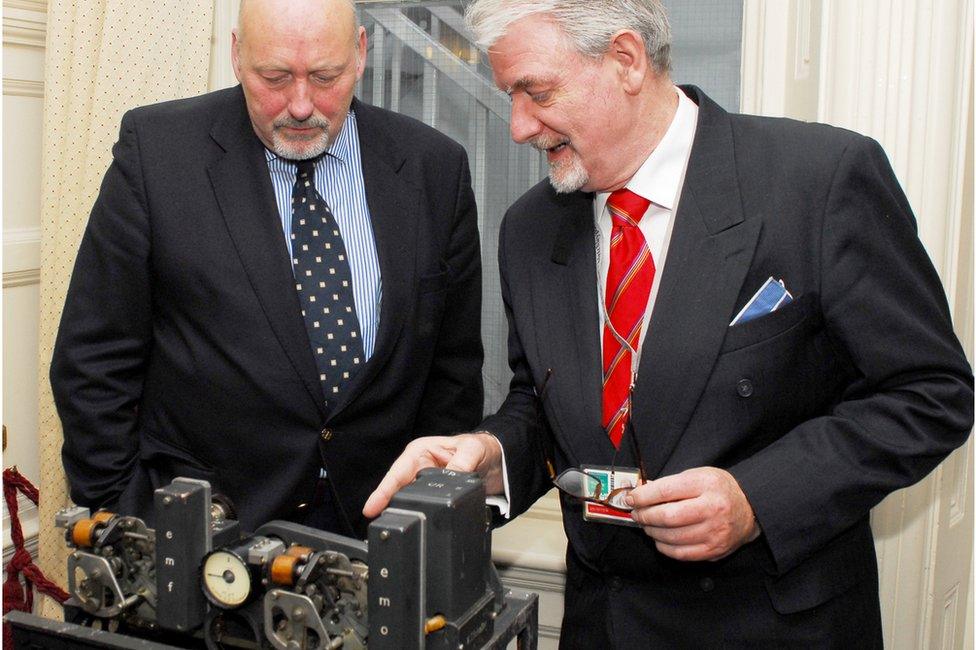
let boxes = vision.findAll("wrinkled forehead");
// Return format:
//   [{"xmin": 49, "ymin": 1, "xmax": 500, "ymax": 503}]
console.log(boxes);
[{"xmin": 487, "ymin": 15, "xmax": 585, "ymax": 90}]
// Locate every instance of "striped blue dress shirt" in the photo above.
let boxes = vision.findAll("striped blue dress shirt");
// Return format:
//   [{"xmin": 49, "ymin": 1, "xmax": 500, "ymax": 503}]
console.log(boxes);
[{"xmin": 264, "ymin": 110, "xmax": 381, "ymax": 361}]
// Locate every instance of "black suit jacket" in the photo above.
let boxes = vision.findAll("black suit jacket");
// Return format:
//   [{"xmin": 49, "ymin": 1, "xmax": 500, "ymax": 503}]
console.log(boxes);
[
  {"xmin": 51, "ymin": 87, "xmax": 484, "ymax": 538},
  {"xmin": 483, "ymin": 87, "xmax": 972, "ymax": 645}
]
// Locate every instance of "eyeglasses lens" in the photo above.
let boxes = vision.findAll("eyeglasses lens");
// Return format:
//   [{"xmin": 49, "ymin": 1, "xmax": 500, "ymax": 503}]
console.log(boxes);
[
  {"xmin": 553, "ymin": 468, "xmax": 635, "ymax": 511},
  {"xmin": 553, "ymin": 469, "xmax": 604, "ymax": 500}
]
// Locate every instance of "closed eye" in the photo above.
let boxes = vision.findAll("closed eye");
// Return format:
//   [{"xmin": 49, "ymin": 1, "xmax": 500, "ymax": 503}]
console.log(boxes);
[{"xmin": 312, "ymin": 73, "xmax": 339, "ymax": 85}]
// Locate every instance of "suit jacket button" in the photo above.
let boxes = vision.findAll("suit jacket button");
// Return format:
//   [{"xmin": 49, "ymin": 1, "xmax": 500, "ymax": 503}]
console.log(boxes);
[
  {"xmin": 700, "ymin": 577, "xmax": 715, "ymax": 592},
  {"xmin": 736, "ymin": 379, "xmax": 754, "ymax": 398},
  {"xmin": 608, "ymin": 576, "xmax": 623, "ymax": 592},
  {"xmin": 320, "ymin": 428, "xmax": 333, "ymax": 441}
]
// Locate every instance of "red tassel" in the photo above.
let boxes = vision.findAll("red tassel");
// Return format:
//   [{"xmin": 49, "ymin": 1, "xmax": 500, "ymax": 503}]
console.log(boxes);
[{"xmin": 2, "ymin": 467, "xmax": 69, "ymax": 646}]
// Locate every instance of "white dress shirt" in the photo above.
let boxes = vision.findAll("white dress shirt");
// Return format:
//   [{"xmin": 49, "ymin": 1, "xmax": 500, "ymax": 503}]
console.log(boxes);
[
  {"xmin": 593, "ymin": 86, "xmax": 699, "ymax": 364},
  {"xmin": 493, "ymin": 85, "xmax": 699, "ymax": 516},
  {"xmin": 264, "ymin": 110, "xmax": 382, "ymax": 361}
]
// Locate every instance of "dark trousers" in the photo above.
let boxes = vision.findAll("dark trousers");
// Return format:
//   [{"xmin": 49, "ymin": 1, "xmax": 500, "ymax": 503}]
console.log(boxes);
[{"xmin": 559, "ymin": 547, "xmax": 883, "ymax": 649}]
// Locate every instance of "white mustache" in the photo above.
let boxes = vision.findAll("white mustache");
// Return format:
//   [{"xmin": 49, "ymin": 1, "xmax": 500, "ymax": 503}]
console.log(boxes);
[
  {"xmin": 274, "ymin": 117, "xmax": 329, "ymax": 130},
  {"xmin": 530, "ymin": 135, "xmax": 569, "ymax": 151}
]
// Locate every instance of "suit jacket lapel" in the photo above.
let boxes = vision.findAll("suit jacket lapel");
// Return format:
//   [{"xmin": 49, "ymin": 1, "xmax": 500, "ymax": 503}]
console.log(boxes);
[
  {"xmin": 546, "ymin": 191, "xmax": 628, "ymax": 559},
  {"xmin": 630, "ymin": 87, "xmax": 761, "ymax": 478},
  {"xmin": 328, "ymin": 99, "xmax": 418, "ymax": 417},
  {"xmin": 545, "ymin": 191, "xmax": 618, "ymax": 467},
  {"xmin": 206, "ymin": 88, "xmax": 328, "ymax": 418}
]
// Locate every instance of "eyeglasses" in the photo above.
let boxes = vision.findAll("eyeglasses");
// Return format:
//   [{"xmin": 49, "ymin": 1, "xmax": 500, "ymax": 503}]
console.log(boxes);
[
  {"xmin": 537, "ymin": 370, "xmax": 647, "ymax": 512},
  {"xmin": 552, "ymin": 466, "xmax": 638, "ymax": 510}
]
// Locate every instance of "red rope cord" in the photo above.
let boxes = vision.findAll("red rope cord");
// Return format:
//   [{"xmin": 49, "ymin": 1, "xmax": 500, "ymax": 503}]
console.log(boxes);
[{"xmin": 3, "ymin": 467, "xmax": 69, "ymax": 618}]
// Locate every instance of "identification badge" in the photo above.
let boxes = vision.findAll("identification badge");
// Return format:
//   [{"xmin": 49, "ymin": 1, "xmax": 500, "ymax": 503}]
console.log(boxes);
[{"xmin": 580, "ymin": 465, "xmax": 641, "ymax": 527}]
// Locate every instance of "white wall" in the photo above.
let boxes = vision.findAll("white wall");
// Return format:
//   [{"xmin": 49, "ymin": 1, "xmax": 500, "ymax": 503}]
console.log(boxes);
[{"xmin": 2, "ymin": 0, "xmax": 47, "ymax": 560}]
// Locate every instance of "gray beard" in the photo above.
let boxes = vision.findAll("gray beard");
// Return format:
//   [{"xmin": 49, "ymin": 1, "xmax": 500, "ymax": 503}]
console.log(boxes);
[
  {"xmin": 270, "ymin": 117, "xmax": 332, "ymax": 160},
  {"xmin": 532, "ymin": 137, "xmax": 589, "ymax": 194},
  {"xmin": 547, "ymin": 156, "xmax": 589, "ymax": 193},
  {"xmin": 270, "ymin": 130, "xmax": 331, "ymax": 160}
]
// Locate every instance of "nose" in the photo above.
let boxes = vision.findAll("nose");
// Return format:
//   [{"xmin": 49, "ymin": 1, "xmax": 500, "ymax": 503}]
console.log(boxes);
[
  {"xmin": 509, "ymin": 95, "xmax": 542, "ymax": 144},
  {"xmin": 288, "ymin": 80, "xmax": 314, "ymax": 121}
]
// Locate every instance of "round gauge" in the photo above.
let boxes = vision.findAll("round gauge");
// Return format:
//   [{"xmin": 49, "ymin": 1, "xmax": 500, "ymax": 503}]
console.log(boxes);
[{"xmin": 202, "ymin": 549, "xmax": 253, "ymax": 609}]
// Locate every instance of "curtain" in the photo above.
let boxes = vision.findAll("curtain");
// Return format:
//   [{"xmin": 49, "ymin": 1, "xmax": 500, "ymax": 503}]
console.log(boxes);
[{"xmin": 34, "ymin": 0, "xmax": 215, "ymax": 618}]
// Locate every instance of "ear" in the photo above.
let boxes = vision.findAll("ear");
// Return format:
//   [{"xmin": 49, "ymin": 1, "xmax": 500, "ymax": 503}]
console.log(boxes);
[
  {"xmin": 608, "ymin": 29, "xmax": 648, "ymax": 96},
  {"xmin": 355, "ymin": 26, "xmax": 367, "ymax": 80},
  {"xmin": 231, "ymin": 28, "xmax": 243, "ymax": 82}
]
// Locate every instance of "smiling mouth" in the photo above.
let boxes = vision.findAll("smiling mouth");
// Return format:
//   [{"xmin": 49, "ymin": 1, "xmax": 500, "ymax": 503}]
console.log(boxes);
[{"xmin": 532, "ymin": 138, "xmax": 569, "ymax": 155}]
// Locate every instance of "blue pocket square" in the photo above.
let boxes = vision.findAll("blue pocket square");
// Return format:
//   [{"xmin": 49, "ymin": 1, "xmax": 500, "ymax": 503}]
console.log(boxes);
[{"xmin": 730, "ymin": 277, "xmax": 793, "ymax": 326}]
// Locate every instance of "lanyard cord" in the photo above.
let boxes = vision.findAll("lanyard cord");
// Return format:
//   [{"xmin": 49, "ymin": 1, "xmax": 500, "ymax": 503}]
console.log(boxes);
[{"xmin": 595, "ymin": 221, "xmax": 645, "ymax": 381}]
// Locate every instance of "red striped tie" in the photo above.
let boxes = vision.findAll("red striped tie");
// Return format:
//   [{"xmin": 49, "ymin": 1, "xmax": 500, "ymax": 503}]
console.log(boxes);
[{"xmin": 602, "ymin": 188, "xmax": 654, "ymax": 448}]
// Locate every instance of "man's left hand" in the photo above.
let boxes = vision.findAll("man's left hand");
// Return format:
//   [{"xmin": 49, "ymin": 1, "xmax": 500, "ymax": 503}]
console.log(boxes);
[{"xmin": 625, "ymin": 467, "xmax": 760, "ymax": 561}]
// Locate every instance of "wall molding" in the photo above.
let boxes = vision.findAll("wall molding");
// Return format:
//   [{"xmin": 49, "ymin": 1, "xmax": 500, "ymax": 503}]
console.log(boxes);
[
  {"xmin": 740, "ymin": 0, "xmax": 821, "ymax": 120},
  {"xmin": 520, "ymin": 490, "xmax": 562, "ymax": 523},
  {"xmin": 3, "ymin": 0, "xmax": 47, "ymax": 13},
  {"xmin": 2, "ymin": 6, "xmax": 47, "ymax": 49},
  {"xmin": 3, "ymin": 484, "xmax": 44, "ymax": 599},
  {"xmin": 2, "ymin": 0, "xmax": 46, "ymax": 591},
  {"xmin": 740, "ymin": 0, "xmax": 792, "ymax": 116},
  {"xmin": 3, "ymin": 268, "xmax": 40, "ymax": 288},
  {"xmin": 496, "ymin": 564, "xmax": 565, "ymax": 593},
  {"xmin": 938, "ymin": 0, "xmax": 974, "ymax": 315},
  {"xmin": 208, "ymin": 1, "xmax": 238, "ymax": 91},
  {"xmin": 2, "ymin": 492, "xmax": 39, "ymax": 561},
  {"xmin": 496, "ymin": 563, "xmax": 565, "ymax": 644},
  {"xmin": 4, "ymin": 227, "xmax": 41, "ymax": 275},
  {"xmin": 742, "ymin": 1, "xmax": 974, "ymax": 647},
  {"xmin": 818, "ymin": 1, "xmax": 971, "ymax": 272},
  {"xmin": 816, "ymin": 2, "xmax": 974, "ymax": 648},
  {"xmin": 4, "ymin": 77, "xmax": 43, "ymax": 98}
]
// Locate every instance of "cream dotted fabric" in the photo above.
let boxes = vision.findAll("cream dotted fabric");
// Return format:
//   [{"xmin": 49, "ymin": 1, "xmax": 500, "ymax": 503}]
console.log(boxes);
[{"xmin": 35, "ymin": 1, "xmax": 215, "ymax": 618}]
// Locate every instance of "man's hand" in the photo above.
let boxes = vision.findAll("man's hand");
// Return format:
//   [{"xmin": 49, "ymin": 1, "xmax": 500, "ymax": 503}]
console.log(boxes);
[
  {"xmin": 362, "ymin": 433, "xmax": 504, "ymax": 518},
  {"xmin": 626, "ymin": 467, "xmax": 760, "ymax": 561}
]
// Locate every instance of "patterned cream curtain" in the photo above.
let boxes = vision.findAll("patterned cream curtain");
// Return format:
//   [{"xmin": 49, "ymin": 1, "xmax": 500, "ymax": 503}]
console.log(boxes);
[{"xmin": 35, "ymin": 0, "xmax": 215, "ymax": 618}]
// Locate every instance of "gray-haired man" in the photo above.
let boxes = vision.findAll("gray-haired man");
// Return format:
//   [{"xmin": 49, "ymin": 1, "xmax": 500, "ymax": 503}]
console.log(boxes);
[{"xmin": 365, "ymin": 1, "xmax": 973, "ymax": 646}]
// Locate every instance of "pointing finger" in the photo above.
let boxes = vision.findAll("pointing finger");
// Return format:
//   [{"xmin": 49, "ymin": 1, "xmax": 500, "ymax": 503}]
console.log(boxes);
[{"xmin": 362, "ymin": 438, "xmax": 450, "ymax": 517}]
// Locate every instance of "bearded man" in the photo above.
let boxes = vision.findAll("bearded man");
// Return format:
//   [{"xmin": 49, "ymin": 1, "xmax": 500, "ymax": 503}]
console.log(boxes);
[{"xmin": 51, "ymin": 0, "xmax": 484, "ymax": 537}]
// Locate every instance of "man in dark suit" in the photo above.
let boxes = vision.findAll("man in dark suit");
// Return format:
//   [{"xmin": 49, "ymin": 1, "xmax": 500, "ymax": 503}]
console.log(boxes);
[
  {"xmin": 364, "ymin": 0, "xmax": 973, "ymax": 646},
  {"xmin": 50, "ymin": 0, "xmax": 483, "ymax": 538}
]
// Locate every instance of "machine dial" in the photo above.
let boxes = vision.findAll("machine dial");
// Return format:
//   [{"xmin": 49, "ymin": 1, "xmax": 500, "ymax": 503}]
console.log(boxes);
[{"xmin": 202, "ymin": 549, "xmax": 253, "ymax": 609}]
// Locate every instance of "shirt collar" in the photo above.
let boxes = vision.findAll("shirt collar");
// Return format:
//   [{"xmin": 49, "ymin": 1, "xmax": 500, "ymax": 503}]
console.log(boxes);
[
  {"xmin": 597, "ymin": 86, "xmax": 698, "ymax": 211},
  {"xmin": 263, "ymin": 108, "xmax": 358, "ymax": 166}
]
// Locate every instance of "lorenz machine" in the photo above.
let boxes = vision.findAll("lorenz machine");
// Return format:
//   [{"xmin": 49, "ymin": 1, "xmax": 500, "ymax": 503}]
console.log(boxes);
[{"xmin": 5, "ymin": 469, "xmax": 538, "ymax": 649}]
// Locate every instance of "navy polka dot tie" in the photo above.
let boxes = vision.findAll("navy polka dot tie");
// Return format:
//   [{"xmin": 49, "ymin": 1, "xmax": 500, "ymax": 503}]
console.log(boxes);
[{"xmin": 291, "ymin": 159, "xmax": 364, "ymax": 405}]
